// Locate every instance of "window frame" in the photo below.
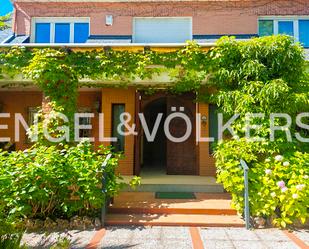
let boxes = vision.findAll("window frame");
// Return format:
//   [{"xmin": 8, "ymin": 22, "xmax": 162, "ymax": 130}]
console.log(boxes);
[
  {"xmin": 77, "ymin": 107, "xmax": 92, "ymax": 139},
  {"xmin": 258, "ymin": 16, "xmax": 309, "ymax": 44},
  {"xmin": 132, "ymin": 17, "xmax": 193, "ymax": 43},
  {"xmin": 111, "ymin": 103, "xmax": 126, "ymax": 153},
  {"xmin": 31, "ymin": 17, "xmax": 90, "ymax": 43}
]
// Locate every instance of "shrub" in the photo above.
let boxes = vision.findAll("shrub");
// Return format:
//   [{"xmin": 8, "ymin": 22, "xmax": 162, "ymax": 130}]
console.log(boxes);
[
  {"xmin": 209, "ymin": 35, "xmax": 309, "ymax": 228},
  {"xmin": 0, "ymin": 140, "xmax": 122, "ymax": 219},
  {"xmin": 215, "ymin": 139, "xmax": 309, "ymax": 227},
  {"xmin": 0, "ymin": 205, "xmax": 26, "ymax": 249}
]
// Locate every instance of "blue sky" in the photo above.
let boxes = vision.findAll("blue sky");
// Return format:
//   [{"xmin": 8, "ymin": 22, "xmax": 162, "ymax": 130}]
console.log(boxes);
[{"xmin": 0, "ymin": 0, "xmax": 13, "ymax": 16}]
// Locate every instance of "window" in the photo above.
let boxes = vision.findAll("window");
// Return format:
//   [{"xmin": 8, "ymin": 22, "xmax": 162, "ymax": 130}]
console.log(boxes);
[
  {"xmin": 209, "ymin": 104, "xmax": 218, "ymax": 154},
  {"xmin": 259, "ymin": 17, "xmax": 309, "ymax": 48},
  {"xmin": 35, "ymin": 23, "xmax": 50, "ymax": 43},
  {"xmin": 78, "ymin": 107, "xmax": 92, "ymax": 139},
  {"xmin": 258, "ymin": 20, "xmax": 273, "ymax": 36},
  {"xmin": 74, "ymin": 23, "xmax": 89, "ymax": 43},
  {"xmin": 111, "ymin": 104, "xmax": 125, "ymax": 152},
  {"xmin": 133, "ymin": 17, "xmax": 192, "ymax": 43},
  {"xmin": 32, "ymin": 18, "xmax": 90, "ymax": 43},
  {"xmin": 299, "ymin": 20, "xmax": 309, "ymax": 48},
  {"xmin": 278, "ymin": 21, "xmax": 294, "ymax": 36},
  {"xmin": 28, "ymin": 107, "xmax": 39, "ymax": 126},
  {"xmin": 55, "ymin": 23, "xmax": 70, "ymax": 43}
]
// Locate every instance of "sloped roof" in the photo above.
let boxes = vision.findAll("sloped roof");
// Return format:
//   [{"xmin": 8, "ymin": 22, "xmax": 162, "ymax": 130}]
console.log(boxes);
[{"xmin": 0, "ymin": 28, "xmax": 12, "ymax": 43}]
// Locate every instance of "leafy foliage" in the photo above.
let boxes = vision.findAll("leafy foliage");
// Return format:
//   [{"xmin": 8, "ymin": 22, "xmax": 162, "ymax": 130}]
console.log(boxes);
[
  {"xmin": 205, "ymin": 36, "xmax": 309, "ymax": 116},
  {"xmin": 215, "ymin": 140, "xmax": 309, "ymax": 228},
  {"xmin": 0, "ymin": 141, "xmax": 122, "ymax": 219},
  {"xmin": 0, "ymin": 35, "xmax": 308, "ymax": 228},
  {"xmin": 210, "ymin": 36, "xmax": 309, "ymax": 227},
  {"xmin": 0, "ymin": 14, "xmax": 11, "ymax": 31},
  {"xmin": 0, "ymin": 205, "xmax": 26, "ymax": 249}
]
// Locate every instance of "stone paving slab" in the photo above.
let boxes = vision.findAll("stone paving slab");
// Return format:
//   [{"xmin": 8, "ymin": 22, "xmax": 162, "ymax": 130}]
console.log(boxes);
[
  {"xmin": 200, "ymin": 228, "xmax": 300, "ymax": 249},
  {"xmin": 21, "ymin": 229, "xmax": 97, "ymax": 249},
  {"xmin": 294, "ymin": 229, "xmax": 309, "ymax": 245},
  {"xmin": 20, "ymin": 226, "xmax": 309, "ymax": 249},
  {"xmin": 99, "ymin": 226, "xmax": 192, "ymax": 249}
]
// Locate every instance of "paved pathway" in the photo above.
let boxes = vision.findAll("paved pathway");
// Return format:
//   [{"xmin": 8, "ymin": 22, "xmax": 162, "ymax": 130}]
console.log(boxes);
[{"xmin": 22, "ymin": 226, "xmax": 309, "ymax": 249}]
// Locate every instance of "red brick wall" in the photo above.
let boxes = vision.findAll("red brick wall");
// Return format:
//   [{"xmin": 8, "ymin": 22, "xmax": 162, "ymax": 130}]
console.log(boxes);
[
  {"xmin": 77, "ymin": 91, "xmax": 102, "ymax": 148},
  {"xmin": 14, "ymin": 1, "xmax": 309, "ymax": 36},
  {"xmin": 0, "ymin": 91, "xmax": 101, "ymax": 150},
  {"xmin": 0, "ymin": 91, "xmax": 43, "ymax": 150}
]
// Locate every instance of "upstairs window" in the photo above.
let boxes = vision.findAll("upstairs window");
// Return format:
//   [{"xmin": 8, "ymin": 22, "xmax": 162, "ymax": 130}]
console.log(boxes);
[
  {"xmin": 133, "ymin": 17, "xmax": 192, "ymax": 43},
  {"xmin": 258, "ymin": 20, "xmax": 273, "ymax": 36},
  {"xmin": 299, "ymin": 20, "xmax": 309, "ymax": 48},
  {"xmin": 35, "ymin": 23, "xmax": 51, "ymax": 43},
  {"xmin": 32, "ymin": 18, "xmax": 90, "ymax": 43},
  {"xmin": 278, "ymin": 21, "xmax": 294, "ymax": 36},
  {"xmin": 259, "ymin": 17, "xmax": 309, "ymax": 48},
  {"xmin": 55, "ymin": 23, "xmax": 70, "ymax": 43}
]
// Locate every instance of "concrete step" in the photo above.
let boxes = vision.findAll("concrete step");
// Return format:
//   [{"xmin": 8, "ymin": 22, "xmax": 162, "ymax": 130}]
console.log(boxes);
[
  {"xmin": 105, "ymin": 213, "xmax": 245, "ymax": 227},
  {"xmin": 122, "ymin": 184, "xmax": 224, "ymax": 193},
  {"xmin": 121, "ymin": 175, "xmax": 224, "ymax": 193},
  {"xmin": 109, "ymin": 192, "xmax": 236, "ymax": 215}
]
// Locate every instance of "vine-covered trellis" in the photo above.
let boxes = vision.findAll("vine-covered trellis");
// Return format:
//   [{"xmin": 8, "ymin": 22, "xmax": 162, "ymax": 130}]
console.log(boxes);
[{"xmin": 0, "ymin": 36, "xmax": 308, "ymax": 130}]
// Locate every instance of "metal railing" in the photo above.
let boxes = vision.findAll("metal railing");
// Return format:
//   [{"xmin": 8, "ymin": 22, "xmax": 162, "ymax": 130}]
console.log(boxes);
[
  {"xmin": 240, "ymin": 159, "xmax": 251, "ymax": 229},
  {"xmin": 101, "ymin": 154, "xmax": 112, "ymax": 226}
]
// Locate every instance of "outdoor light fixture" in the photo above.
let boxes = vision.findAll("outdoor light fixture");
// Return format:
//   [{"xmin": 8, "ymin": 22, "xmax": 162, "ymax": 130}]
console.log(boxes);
[
  {"xmin": 106, "ymin": 15, "xmax": 113, "ymax": 26},
  {"xmin": 201, "ymin": 115, "xmax": 207, "ymax": 124}
]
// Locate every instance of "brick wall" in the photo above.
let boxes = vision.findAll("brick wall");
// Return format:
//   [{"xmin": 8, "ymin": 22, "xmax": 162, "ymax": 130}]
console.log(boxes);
[
  {"xmin": 0, "ymin": 91, "xmax": 43, "ymax": 150},
  {"xmin": 14, "ymin": 1, "xmax": 309, "ymax": 36},
  {"xmin": 77, "ymin": 91, "xmax": 102, "ymax": 148},
  {"xmin": 0, "ymin": 91, "xmax": 101, "ymax": 150}
]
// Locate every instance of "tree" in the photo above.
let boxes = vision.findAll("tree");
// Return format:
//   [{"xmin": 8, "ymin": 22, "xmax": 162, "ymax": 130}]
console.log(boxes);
[{"xmin": 0, "ymin": 13, "xmax": 11, "ymax": 31}]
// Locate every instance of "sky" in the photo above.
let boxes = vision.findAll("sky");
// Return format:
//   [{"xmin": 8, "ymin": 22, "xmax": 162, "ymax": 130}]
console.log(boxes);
[{"xmin": 0, "ymin": 0, "xmax": 13, "ymax": 16}]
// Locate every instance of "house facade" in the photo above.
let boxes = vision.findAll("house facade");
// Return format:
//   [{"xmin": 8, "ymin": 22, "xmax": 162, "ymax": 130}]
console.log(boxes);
[{"xmin": 1, "ymin": 0, "xmax": 309, "ymax": 177}]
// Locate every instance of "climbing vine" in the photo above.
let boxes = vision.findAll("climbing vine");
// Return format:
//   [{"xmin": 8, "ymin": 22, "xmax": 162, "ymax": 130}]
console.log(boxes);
[
  {"xmin": 1, "ymin": 36, "xmax": 308, "ymax": 118},
  {"xmin": 0, "ymin": 36, "xmax": 308, "ymax": 143}
]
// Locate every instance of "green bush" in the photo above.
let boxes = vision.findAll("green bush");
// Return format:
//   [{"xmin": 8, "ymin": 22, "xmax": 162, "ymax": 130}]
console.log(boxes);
[
  {"xmin": 210, "ymin": 35, "xmax": 309, "ymax": 228},
  {"xmin": 215, "ymin": 139, "xmax": 309, "ymax": 227},
  {"xmin": 0, "ymin": 140, "xmax": 121, "ymax": 219},
  {"xmin": 0, "ymin": 204, "xmax": 26, "ymax": 249}
]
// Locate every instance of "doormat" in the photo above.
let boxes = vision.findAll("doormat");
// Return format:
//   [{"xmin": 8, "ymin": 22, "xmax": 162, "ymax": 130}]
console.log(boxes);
[{"xmin": 155, "ymin": 192, "xmax": 196, "ymax": 199}]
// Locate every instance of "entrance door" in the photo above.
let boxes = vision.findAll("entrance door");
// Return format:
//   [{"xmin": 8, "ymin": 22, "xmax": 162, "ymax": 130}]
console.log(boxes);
[{"xmin": 166, "ymin": 96, "xmax": 197, "ymax": 175}]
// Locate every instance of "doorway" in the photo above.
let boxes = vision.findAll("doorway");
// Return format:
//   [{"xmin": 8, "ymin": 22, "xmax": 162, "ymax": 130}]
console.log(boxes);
[
  {"xmin": 142, "ymin": 97, "xmax": 167, "ymax": 174},
  {"xmin": 139, "ymin": 93, "xmax": 197, "ymax": 175}
]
